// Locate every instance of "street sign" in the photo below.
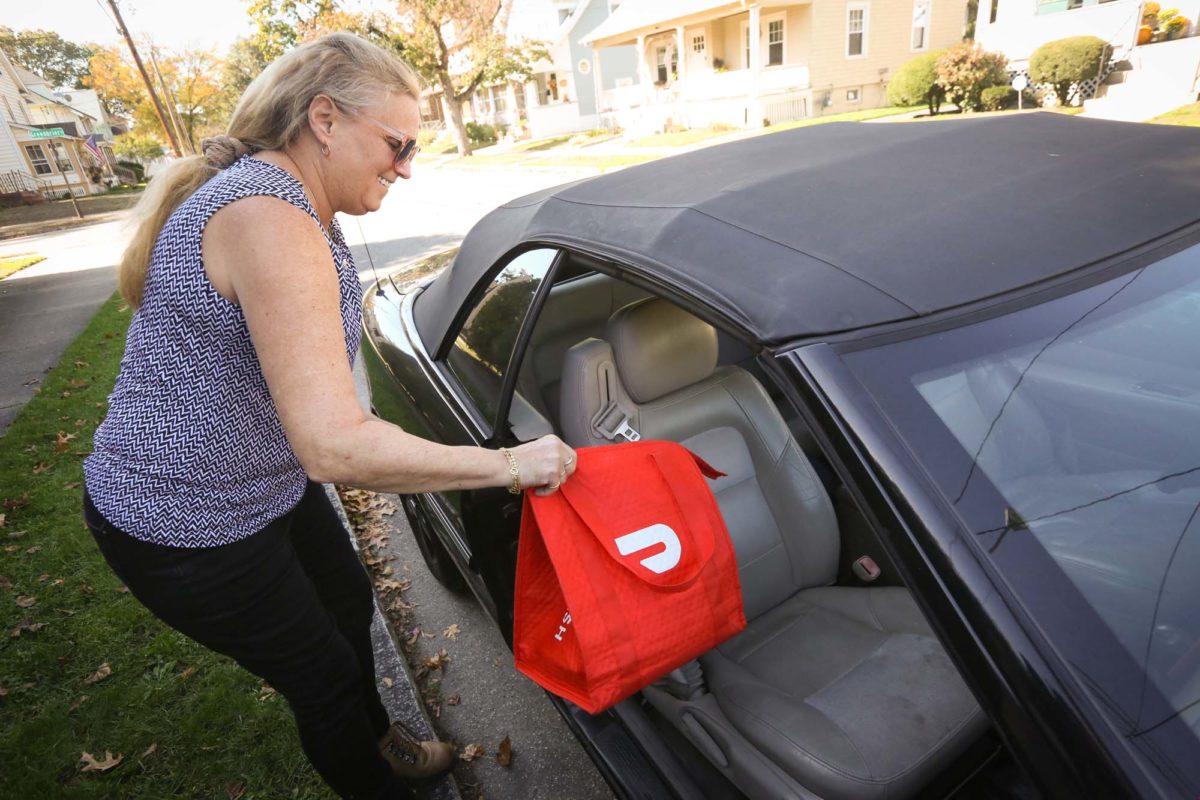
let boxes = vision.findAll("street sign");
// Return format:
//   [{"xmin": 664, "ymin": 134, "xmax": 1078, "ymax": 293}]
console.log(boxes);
[
  {"xmin": 1012, "ymin": 75, "xmax": 1029, "ymax": 91},
  {"xmin": 30, "ymin": 127, "xmax": 65, "ymax": 139}
]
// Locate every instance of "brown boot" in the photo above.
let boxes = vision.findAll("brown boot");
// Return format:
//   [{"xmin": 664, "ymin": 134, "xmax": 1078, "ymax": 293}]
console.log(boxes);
[{"xmin": 378, "ymin": 722, "xmax": 454, "ymax": 780}]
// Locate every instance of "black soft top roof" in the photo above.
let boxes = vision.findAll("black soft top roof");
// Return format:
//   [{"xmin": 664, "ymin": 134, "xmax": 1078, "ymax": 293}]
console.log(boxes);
[{"xmin": 414, "ymin": 113, "xmax": 1200, "ymax": 348}]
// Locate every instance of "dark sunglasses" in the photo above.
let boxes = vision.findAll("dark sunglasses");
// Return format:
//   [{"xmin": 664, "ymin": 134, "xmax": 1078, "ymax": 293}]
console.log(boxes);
[{"xmin": 353, "ymin": 110, "xmax": 420, "ymax": 168}]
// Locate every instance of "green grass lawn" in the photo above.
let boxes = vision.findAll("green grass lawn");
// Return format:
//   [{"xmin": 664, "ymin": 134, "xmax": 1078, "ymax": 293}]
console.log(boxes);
[
  {"xmin": 0, "ymin": 294, "xmax": 330, "ymax": 799},
  {"xmin": 625, "ymin": 125, "xmax": 741, "ymax": 148},
  {"xmin": 1151, "ymin": 101, "xmax": 1200, "ymax": 126},
  {"xmin": 0, "ymin": 254, "xmax": 46, "ymax": 280}
]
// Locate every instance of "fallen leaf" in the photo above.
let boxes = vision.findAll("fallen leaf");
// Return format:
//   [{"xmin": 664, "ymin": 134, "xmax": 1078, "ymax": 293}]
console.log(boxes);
[
  {"xmin": 460, "ymin": 743, "xmax": 485, "ymax": 762},
  {"xmin": 226, "ymin": 781, "xmax": 246, "ymax": 800},
  {"xmin": 425, "ymin": 698, "xmax": 441, "ymax": 718},
  {"xmin": 25, "ymin": 546, "xmax": 41, "ymax": 554},
  {"xmin": 375, "ymin": 578, "xmax": 410, "ymax": 594},
  {"xmin": 83, "ymin": 663, "xmax": 112, "ymax": 685},
  {"xmin": 74, "ymin": 360, "xmax": 89, "ymax": 369},
  {"xmin": 68, "ymin": 695, "xmax": 90, "ymax": 713},
  {"xmin": 115, "ymin": 586, "xmax": 129, "ymax": 594},
  {"xmin": 64, "ymin": 481, "xmax": 81, "ymax": 489},
  {"xmin": 69, "ymin": 379, "xmax": 89, "ymax": 389},
  {"xmin": 179, "ymin": 665, "xmax": 197, "ymax": 681},
  {"xmin": 443, "ymin": 624, "xmax": 461, "ymax": 640},
  {"xmin": 2, "ymin": 494, "xmax": 29, "ymax": 510},
  {"xmin": 74, "ymin": 420, "xmax": 86, "ymax": 428},
  {"xmin": 7, "ymin": 530, "xmax": 26, "ymax": 539},
  {"xmin": 258, "ymin": 682, "xmax": 277, "ymax": 701},
  {"xmin": 15, "ymin": 595, "xmax": 36, "ymax": 608},
  {"xmin": 445, "ymin": 694, "xmax": 461, "ymax": 706},
  {"xmin": 79, "ymin": 583, "xmax": 94, "ymax": 594},
  {"xmin": 380, "ymin": 565, "xmax": 393, "ymax": 577},
  {"xmin": 32, "ymin": 461, "xmax": 52, "ymax": 474},
  {"xmin": 141, "ymin": 743, "xmax": 157, "ymax": 758},
  {"xmin": 10, "ymin": 619, "xmax": 47, "ymax": 637},
  {"xmin": 50, "ymin": 579, "xmax": 63, "ymax": 587},
  {"xmin": 0, "ymin": 514, "xmax": 5, "ymax": 529},
  {"xmin": 59, "ymin": 609, "xmax": 76, "ymax": 616},
  {"xmin": 79, "ymin": 751, "xmax": 123, "ymax": 773},
  {"xmin": 54, "ymin": 431, "xmax": 78, "ymax": 453},
  {"xmin": 381, "ymin": 676, "xmax": 394, "ymax": 689},
  {"xmin": 0, "ymin": 575, "xmax": 10, "ymax": 592},
  {"xmin": 415, "ymin": 649, "xmax": 451, "ymax": 679},
  {"xmin": 5, "ymin": 545, "xmax": 20, "ymax": 554},
  {"xmin": 37, "ymin": 574, "xmax": 49, "ymax": 582},
  {"xmin": 496, "ymin": 735, "xmax": 513, "ymax": 767},
  {"xmin": 406, "ymin": 627, "xmax": 424, "ymax": 645}
]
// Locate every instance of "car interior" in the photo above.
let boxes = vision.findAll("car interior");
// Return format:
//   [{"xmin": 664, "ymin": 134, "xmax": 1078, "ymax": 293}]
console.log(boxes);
[{"xmin": 493, "ymin": 256, "xmax": 1033, "ymax": 800}]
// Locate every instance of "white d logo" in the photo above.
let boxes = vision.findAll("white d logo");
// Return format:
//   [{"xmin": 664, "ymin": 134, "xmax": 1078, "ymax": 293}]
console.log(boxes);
[{"xmin": 614, "ymin": 524, "xmax": 681, "ymax": 574}]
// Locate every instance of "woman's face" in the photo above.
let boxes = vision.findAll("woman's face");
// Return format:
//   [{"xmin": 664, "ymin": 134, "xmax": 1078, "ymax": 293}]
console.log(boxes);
[{"xmin": 333, "ymin": 92, "xmax": 421, "ymax": 216}]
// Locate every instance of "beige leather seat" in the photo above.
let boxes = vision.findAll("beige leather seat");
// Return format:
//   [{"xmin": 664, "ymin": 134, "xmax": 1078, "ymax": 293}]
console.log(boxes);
[{"xmin": 559, "ymin": 298, "xmax": 989, "ymax": 800}]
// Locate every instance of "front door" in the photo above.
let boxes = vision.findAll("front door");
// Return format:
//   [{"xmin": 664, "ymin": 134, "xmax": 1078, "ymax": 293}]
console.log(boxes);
[{"xmin": 685, "ymin": 27, "xmax": 709, "ymax": 74}]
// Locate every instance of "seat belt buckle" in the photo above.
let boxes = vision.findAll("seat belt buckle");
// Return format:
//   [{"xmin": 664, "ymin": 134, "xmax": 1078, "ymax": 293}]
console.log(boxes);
[
  {"xmin": 591, "ymin": 401, "xmax": 641, "ymax": 442},
  {"xmin": 852, "ymin": 555, "xmax": 881, "ymax": 583}
]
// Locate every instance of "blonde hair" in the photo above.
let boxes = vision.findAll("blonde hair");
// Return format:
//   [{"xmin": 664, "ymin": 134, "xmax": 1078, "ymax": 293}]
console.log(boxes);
[{"xmin": 118, "ymin": 32, "xmax": 421, "ymax": 307}]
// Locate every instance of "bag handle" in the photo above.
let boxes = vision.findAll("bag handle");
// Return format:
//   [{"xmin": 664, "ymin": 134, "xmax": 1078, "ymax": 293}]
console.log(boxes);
[{"xmin": 557, "ymin": 449, "xmax": 724, "ymax": 591}]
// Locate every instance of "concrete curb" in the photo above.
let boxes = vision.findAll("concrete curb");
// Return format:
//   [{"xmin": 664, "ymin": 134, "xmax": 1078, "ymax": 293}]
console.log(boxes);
[{"xmin": 323, "ymin": 483, "xmax": 463, "ymax": 800}]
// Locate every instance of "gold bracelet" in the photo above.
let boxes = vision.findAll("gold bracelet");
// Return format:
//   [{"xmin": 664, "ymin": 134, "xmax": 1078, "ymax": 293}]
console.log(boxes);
[{"xmin": 499, "ymin": 447, "xmax": 521, "ymax": 495}]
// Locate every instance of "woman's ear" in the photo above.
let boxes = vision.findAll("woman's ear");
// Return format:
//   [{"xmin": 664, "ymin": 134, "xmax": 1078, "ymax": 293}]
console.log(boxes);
[{"xmin": 308, "ymin": 94, "xmax": 338, "ymax": 142}]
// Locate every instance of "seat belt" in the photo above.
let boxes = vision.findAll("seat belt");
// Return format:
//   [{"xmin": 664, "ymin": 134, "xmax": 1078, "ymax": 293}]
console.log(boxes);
[{"xmin": 590, "ymin": 360, "xmax": 641, "ymax": 442}]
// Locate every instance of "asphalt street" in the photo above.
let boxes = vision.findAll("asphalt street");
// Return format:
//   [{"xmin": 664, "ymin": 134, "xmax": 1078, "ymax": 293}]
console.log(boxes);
[{"xmin": 0, "ymin": 161, "xmax": 615, "ymax": 799}]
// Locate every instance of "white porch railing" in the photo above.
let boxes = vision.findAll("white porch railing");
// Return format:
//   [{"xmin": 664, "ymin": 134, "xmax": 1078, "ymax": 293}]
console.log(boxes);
[{"xmin": 526, "ymin": 101, "xmax": 598, "ymax": 139}]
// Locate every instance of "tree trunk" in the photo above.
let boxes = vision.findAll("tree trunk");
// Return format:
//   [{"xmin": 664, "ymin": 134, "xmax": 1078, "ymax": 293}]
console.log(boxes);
[{"xmin": 439, "ymin": 70, "xmax": 472, "ymax": 157}]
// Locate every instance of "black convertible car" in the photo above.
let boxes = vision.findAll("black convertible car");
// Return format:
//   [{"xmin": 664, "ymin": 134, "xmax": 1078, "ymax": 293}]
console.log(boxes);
[{"xmin": 361, "ymin": 113, "xmax": 1200, "ymax": 800}]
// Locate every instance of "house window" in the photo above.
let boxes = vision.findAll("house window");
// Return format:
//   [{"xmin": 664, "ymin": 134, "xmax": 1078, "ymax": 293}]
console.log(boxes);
[
  {"xmin": 492, "ymin": 86, "xmax": 507, "ymax": 114},
  {"xmin": 847, "ymin": 4, "xmax": 868, "ymax": 58},
  {"xmin": 692, "ymin": 34, "xmax": 706, "ymax": 54},
  {"xmin": 911, "ymin": 0, "xmax": 930, "ymax": 50},
  {"xmin": 847, "ymin": 88, "xmax": 861, "ymax": 101},
  {"xmin": 24, "ymin": 144, "xmax": 52, "ymax": 175},
  {"xmin": 656, "ymin": 46, "xmax": 669, "ymax": 83},
  {"xmin": 767, "ymin": 18, "xmax": 785, "ymax": 66},
  {"xmin": 743, "ymin": 22, "xmax": 751, "ymax": 68}
]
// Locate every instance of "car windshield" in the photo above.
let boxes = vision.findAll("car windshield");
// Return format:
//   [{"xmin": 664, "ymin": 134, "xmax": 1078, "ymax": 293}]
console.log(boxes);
[{"xmin": 843, "ymin": 239, "xmax": 1200, "ymax": 790}]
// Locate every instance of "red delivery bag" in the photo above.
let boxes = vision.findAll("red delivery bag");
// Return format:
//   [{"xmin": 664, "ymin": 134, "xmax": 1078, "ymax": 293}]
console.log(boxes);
[{"xmin": 513, "ymin": 440, "xmax": 746, "ymax": 714}]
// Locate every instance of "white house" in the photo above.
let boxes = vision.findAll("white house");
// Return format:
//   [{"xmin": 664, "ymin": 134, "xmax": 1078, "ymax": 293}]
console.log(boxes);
[
  {"xmin": 0, "ymin": 53, "xmax": 113, "ymax": 201},
  {"xmin": 582, "ymin": 0, "xmax": 969, "ymax": 134}
]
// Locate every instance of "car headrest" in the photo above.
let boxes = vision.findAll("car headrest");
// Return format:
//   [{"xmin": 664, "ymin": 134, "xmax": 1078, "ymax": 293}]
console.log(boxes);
[{"xmin": 606, "ymin": 299, "xmax": 718, "ymax": 403}]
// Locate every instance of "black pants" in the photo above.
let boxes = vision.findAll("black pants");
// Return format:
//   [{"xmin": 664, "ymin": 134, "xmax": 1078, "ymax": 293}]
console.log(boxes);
[{"xmin": 83, "ymin": 482, "xmax": 407, "ymax": 799}]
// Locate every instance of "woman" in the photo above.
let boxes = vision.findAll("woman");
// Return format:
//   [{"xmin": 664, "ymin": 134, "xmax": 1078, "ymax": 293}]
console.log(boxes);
[{"xmin": 82, "ymin": 33, "xmax": 575, "ymax": 800}]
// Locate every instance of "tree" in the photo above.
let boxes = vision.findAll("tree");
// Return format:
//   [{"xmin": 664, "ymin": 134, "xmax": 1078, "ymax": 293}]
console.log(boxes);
[
  {"xmin": 935, "ymin": 43, "xmax": 1008, "ymax": 112},
  {"xmin": 386, "ymin": 0, "xmax": 544, "ymax": 156},
  {"xmin": 85, "ymin": 45, "xmax": 148, "ymax": 120},
  {"xmin": 112, "ymin": 131, "xmax": 165, "ymax": 163},
  {"xmin": 170, "ymin": 49, "xmax": 229, "ymax": 149},
  {"xmin": 1029, "ymin": 36, "xmax": 1110, "ymax": 107},
  {"xmin": 0, "ymin": 27, "xmax": 95, "ymax": 89},
  {"xmin": 887, "ymin": 51, "xmax": 946, "ymax": 116}
]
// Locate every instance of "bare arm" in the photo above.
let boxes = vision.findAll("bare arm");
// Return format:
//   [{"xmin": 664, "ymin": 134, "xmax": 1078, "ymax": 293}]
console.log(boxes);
[{"xmin": 203, "ymin": 196, "xmax": 572, "ymax": 494}]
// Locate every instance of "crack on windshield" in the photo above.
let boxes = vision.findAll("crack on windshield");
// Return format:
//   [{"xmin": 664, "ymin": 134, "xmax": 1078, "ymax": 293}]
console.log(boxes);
[
  {"xmin": 973, "ymin": 465, "xmax": 1200, "ymax": 539},
  {"xmin": 1135, "ymin": 500, "xmax": 1200, "ymax": 732},
  {"xmin": 953, "ymin": 269, "xmax": 1145, "ymax": 506}
]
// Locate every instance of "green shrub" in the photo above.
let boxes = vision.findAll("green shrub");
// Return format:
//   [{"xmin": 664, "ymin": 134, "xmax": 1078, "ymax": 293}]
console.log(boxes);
[
  {"xmin": 888, "ymin": 51, "xmax": 947, "ymax": 115},
  {"xmin": 464, "ymin": 121, "xmax": 497, "ymax": 146},
  {"xmin": 116, "ymin": 159, "xmax": 145, "ymax": 182},
  {"xmin": 935, "ymin": 43, "xmax": 1009, "ymax": 112},
  {"xmin": 417, "ymin": 128, "xmax": 441, "ymax": 150},
  {"xmin": 1029, "ymin": 36, "xmax": 1111, "ymax": 107},
  {"xmin": 981, "ymin": 85, "xmax": 1016, "ymax": 111}
]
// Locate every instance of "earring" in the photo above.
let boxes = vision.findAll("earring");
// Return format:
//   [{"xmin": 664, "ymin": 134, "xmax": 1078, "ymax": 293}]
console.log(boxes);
[{"xmin": 321, "ymin": 142, "xmax": 330, "ymax": 157}]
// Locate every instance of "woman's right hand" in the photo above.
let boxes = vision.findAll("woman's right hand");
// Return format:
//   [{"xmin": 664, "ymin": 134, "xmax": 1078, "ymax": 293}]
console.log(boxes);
[{"xmin": 506, "ymin": 435, "xmax": 577, "ymax": 496}]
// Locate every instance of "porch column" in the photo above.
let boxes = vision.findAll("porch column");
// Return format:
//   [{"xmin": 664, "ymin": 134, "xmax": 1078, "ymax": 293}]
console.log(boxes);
[
  {"xmin": 636, "ymin": 35, "xmax": 652, "ymax": 105},
  {"xmin": 592, "ymin": 47, "xmax": 606, "ymax": 115},
  {"xmin": 676, "ymin": 26, "xmax": 686, "ymax": 82},
  {"xmin": 748, "ymin": 4, "xmax": 763, "ymax": 126}
]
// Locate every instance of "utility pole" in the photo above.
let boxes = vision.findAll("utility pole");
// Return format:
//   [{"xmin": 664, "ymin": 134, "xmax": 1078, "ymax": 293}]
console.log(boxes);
[
  {"xmin": 104, "ymin": 0, "xmax": 183, "ymax": 157},
  {"xmin": 149, "ymin": 46, "xmax": 193, "ymax": 154}
]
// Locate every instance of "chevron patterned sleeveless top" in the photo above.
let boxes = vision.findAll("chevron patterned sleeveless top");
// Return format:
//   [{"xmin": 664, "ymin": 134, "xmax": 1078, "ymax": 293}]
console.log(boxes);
[{"xmin": 84, "ymin": 156, "xmax": 362, "ymax": 547}]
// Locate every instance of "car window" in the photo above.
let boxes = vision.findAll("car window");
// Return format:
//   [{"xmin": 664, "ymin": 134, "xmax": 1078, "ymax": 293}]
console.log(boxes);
[
  {"xmin": 842, "ymin": 241, "xmax": 1200, "ymax": 789},
  {"xmin": 445, "ymin": 248, "xmax": 557, "ymax": 429}
]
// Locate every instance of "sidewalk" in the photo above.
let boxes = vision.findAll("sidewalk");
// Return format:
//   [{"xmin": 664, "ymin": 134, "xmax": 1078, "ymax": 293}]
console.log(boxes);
[{"xmin": 0, "ymin": 193, "xmax": 141, "ymax": 241}]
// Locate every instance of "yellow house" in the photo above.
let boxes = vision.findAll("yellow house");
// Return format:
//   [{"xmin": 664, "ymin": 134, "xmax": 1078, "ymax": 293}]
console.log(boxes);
[{"xmin": 582, "ymin": 0, "xmax": 968, "ymax": 131}]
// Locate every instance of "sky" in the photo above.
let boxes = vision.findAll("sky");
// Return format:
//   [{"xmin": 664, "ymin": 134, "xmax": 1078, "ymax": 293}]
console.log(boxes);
[{"xmin": 5, "ymin": 0, "xmax": 556, "ymax": 55}]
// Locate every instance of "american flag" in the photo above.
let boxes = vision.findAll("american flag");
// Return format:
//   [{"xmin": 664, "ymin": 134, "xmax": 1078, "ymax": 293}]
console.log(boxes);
[{"xmin": 83, "ymin": 134, "xmax": 104, "ymax": 161}]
